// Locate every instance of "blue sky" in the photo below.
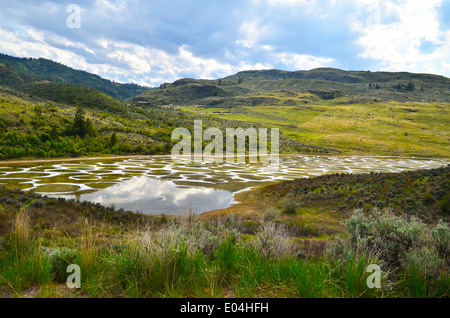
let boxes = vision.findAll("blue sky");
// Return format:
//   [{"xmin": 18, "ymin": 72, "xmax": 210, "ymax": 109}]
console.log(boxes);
[{"xmin": 0, "ymin": 0, "xmax": 449, "ymax": 87}]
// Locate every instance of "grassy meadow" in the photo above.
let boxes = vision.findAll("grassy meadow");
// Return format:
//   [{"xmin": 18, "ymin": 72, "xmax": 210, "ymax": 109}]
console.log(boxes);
[
  {"xmin": 0, "ymin": 167, "xmax": 448, "ymax": 298},
  {"xmin": 182, "ymin": 92, "xmax": 449, "ymax": 158}
]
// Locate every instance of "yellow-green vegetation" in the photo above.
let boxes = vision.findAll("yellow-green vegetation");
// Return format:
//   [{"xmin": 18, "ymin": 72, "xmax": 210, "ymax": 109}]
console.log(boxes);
[
  {"xmin": 259, "ymin": 165, "xmax": 450, "ymax": 224},
  {"xmin": 0, "ymin": 86, "xmax": 179, "ymax": 159},
  {"xmin": 131, "ymin": 68, "xmax": 450, "ymax": 158},
  {"xmin": 182, "ymin": 97, "xmax": 449, "ymax": 157},
  {"xmin": 0, "ymin": 167, "xmax": 448, "ymax": 298},
  {"xmin": 0, "ymin": 187, "xmax": 448, "ymax": 298},
  {"xmin": 0, "ymin": 84, "xmax": 342, "ymax": 159}
]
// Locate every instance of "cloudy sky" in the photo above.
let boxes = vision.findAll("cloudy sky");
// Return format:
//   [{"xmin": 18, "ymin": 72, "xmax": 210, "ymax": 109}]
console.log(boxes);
[{"xmin": 0, "ymin": 0, "xmax": 449, "ymax": 87}]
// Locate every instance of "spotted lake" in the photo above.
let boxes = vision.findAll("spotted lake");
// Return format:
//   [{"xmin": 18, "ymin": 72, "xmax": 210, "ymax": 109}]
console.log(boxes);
[{"xmin": 0, "ymin": 155, "xmax": 448, "ymax": 215}]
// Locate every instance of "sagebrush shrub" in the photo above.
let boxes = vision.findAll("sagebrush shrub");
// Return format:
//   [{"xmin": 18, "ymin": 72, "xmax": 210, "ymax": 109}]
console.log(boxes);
[
  {"xmin": 336, "ymin": 209, "xmax": 429, "ymax": 267},
  {"xmin": 49, "ymin": 247, "xmax": 78, "ymax": 283},
  {"xmin": 431, "ymin": 220, "xmax": 450, "ymax": 262},
  {"xmin": 262, "ymin": 207, "xmax": 281, "ymax": 222},
  {"xmin": 253, "ymin": 222, "xmax": 295, "ymax": 259},
  {"xmin": 281, "ymin": 193, "xmax": 299, "ymax": 214}
]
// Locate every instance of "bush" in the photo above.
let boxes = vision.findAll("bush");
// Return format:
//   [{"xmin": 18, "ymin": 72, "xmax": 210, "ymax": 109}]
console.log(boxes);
[
  {"xmin": 423, "ymin": 193, "xmax": 436, "ymax": 206},
  {"xmin": 431, "ymin": 220, "xmax": 450, "ymax": 261},
  {"xmin": 335, "ymin": 209, "xmax": 427, "ymax": 267},
  {"xmin": 404, "ymin": 247, "xmax": 445, "ymax": 278},
  {"xmin": 281, "ymin": 193, "xmax": 299, "ymax": 214},
  {"xmin": 32, "ymin": 199, "xmax": 45, "ymax": 208},
  {"xmin": 49, "ymin": 247, "xmax": 79, "ymax": 283},
  {"xmin": 253, "ymin": 222, "xmax": 295, "ymax": 259},
  {"xmin": 439, "ymin": 195, "xmax": 449, "ymax": 214},
  {"xmin": 262, "ymin": 207, "xmax": 281, "ymax": 222}
]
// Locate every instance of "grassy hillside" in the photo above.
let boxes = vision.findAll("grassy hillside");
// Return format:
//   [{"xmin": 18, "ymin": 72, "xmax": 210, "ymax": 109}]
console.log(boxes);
[
  {"xmin": 1, "ymin": 54, "xmax": 449, "ymax": 158},
  {"xmin": 129, "ymin": 68, "xmax": 450, "ymax": 158},
  {"xmin": 184, "ymin": 97, "xmax": 450, "ymax": 157},
  {"xmin": 0, "ymin": 86, "xmax": 175, "ymax": 159},
  {"xmin": 0, "ymin": 168, "xmax": 448, "ymax": 298},
  {"xmin": 204, "ymin": 166, "xmax": 449, "ymax": 241},
  {"xmin": 259, "ymin": 165, "xmax": 450, "ymax": 225},
  {"xmin": 131, "ymin": 68, "xmax": 450, "ymax": 106},
  {"xmin": 19, "ymin": 83, "xmax": 126, "ymax": 114},
  {"xmin": 0, "ymin": 85, "xmax": 336, "ymax": 160},
  {"xmin": 0, "ymin": 53, "xmax": 149, "ymax": 100}
]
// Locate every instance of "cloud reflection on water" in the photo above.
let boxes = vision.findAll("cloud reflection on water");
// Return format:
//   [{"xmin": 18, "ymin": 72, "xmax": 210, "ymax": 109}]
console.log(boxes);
[{"xmin": 74, "ymin": 176, "xmax": 233, "ymax": 215}]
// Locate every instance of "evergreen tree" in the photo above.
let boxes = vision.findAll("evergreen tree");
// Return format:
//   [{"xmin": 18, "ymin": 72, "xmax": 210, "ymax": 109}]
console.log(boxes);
[
  {"xmin": 72, "ymin": 106, "xmax": 96, "ymax": 138},
  {"xmin": 73, "ymin": 106, "xmax": 85, "ymax": 137},
  {"xmin": 406, "ymin": 81, "xmax": 415, "ymax": 91},
  {"xmin": 110, "ymin": 132, "xmax": 118, "ymax": 147}
]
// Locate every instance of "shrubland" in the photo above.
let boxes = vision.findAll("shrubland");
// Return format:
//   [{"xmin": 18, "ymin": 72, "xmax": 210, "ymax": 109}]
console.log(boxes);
[{"xmin": 0, "ymin": 167, "xmax": 448, "ymax": 298}]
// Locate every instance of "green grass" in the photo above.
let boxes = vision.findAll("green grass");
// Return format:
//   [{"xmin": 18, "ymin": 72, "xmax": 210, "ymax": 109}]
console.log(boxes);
[
  {"xmin": 0, "ymin": 85, "xmax": 341, "ymax": 160},
  {"xmin": 0, "ymin": 194, "xmax": 448, "ymax": 298},
  {"xmin": 0, "ymin": 209, "xmax": 53, "ymax": 296},
  {"xmin": 0, "ymin": 86, "xmax": 176, "ymax": 159},
  {"xmin": 182, "ymin": 99, "xmax": 450, "ymax": 157}
]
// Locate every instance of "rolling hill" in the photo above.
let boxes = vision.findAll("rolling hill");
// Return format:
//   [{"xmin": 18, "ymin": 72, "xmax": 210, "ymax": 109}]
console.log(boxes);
[
  {"xmin": 0, "ymin": 53, "xmax": 149, "ymax": 101},
  {"xmin": 1, "ymin": 53, "xmax": 449, "ymax": 159},
  {"xmin": 129, "ymin": 68, "xmax": 450, "ymax": 106},
  {"xmin": 0, "ymin": 82, "xmax": 334, "ymax": 160}
]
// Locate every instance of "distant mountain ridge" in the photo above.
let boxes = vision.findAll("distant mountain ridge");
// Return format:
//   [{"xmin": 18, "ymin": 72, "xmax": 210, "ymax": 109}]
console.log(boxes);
[
  {"xmin": 1, "ymin": 52, "xmax": 450, "ymax": 105},
  {"xmin": 0, "ymin": 53, "xmax": 149, "ymax": 101},
  {"xmin": 131, "ymin": 67, "xmax": 450, "ymax": 106}
]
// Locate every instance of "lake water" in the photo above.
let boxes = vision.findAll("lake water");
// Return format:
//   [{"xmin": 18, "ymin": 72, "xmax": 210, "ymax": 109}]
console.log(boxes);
[{"xmin": 0, "ymin": 155, "xmax": 448, "ymax": 215}]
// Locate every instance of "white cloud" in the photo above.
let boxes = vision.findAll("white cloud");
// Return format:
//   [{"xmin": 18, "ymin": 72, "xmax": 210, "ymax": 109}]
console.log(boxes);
[
  {"xmin": 0, "ymin": 23, "xmax": 275, "ymax": 86},
  {"xmin": 353, "ymin": 0, "xmax": 450, "ymax": 75},
  {"xmin": 236, "ymin": 20, "xmax": 262, "ymax": 49},
  {"xmin": 275, "ymin": 52, "xmax": 334, "ymax": 70},
  {"xmin": 3, "ymin": 0, "xmax": 446, "ymax": 87}
]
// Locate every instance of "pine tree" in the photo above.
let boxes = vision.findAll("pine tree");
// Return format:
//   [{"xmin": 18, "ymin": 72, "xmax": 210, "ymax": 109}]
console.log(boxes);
[
  {"xmin": 406, "ymin": 81, "xmax": 415, "ymax": 91},
  {"xmin": 110, "ymin": 132, "xmax": 118, "ymax": 147},
  {"xmin": 72, "ymin": 106, "xmax": 96, "ymax": 138},
  {"xmin": 73, "ymin": 106, "xmax": 86, "ymax": 137}
]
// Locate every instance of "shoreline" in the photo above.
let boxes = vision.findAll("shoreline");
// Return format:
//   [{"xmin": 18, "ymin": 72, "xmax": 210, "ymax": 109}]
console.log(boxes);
[
  {"xmin": 0, "ymin": 154, "xmax": 161, "ymax": 165},
  {"xmin": 1, "ymin": 153, "xmax": 449, "ymax": 166}
]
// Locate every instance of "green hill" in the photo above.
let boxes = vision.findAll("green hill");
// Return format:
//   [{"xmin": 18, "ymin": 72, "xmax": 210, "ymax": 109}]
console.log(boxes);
[
  {"xmin": 0, "ymin": 53, "xmax": 149, "ymax": 100},
  {"xmin": 19, "ymin": 83, "xmax": 126, "ymax": 114},
  {"xmin": 0, "ymin": 62, "xmax": 36, "ymax": 86},
  {"xmin": 0, "ymin": 85, "xmax": 176, "ymax": 159},
  {"xmin": 0, "ymin": 83, "xmax": 334, "ymax": 160},
  {"xmin": 1, "ymin": 53, "xmax": 449, "ymax": 159},
  {"xmin": 258, "ymin": 165, "xmax": 450, "ymax": 226},
  {"xmin": 130, "ymin": 68, "xmax": 450, "ymax": 106}
]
